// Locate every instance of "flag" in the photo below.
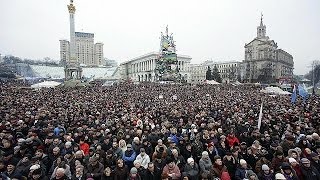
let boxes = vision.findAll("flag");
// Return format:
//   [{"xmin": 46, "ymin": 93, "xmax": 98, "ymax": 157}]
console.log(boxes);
[
  {"xmin": 258, "ymin": 102, "xmax": 263, "ymax": 130},
  {"xmin": 298, "ymin": 84, "xmax": 308, "ymax": 102},
  {"xmin": 291, "ymin": 85, "xmax": 297, "ymax": 104}
]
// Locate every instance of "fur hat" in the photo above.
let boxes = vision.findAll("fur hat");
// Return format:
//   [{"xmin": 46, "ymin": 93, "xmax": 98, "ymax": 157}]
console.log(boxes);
[{"xmin": 262, "ymin": 164, "xmax": 270, "ymax": 171}]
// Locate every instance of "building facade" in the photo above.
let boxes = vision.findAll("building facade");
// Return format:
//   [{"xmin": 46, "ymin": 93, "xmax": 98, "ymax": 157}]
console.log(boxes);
[
  {"xmin": 60, "ymin": 32, "xmax": 104, "ymax": 67},
  {"xmin": 190, "ymin": 61, "xmax": 241, "ymax": 83},
  {"xmin": 243, "ymin": 15, "xmax": 294, "ymax": 83},
  {"xmin": 119, "ymin": 52, "xmax": 191, "ymax": 82}
]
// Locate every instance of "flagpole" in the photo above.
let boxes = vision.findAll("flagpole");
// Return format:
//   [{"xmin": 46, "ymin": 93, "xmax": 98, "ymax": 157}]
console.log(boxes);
[{"xmin": 258, "ymin": 100, "xmax": 263, "ymax": 130}]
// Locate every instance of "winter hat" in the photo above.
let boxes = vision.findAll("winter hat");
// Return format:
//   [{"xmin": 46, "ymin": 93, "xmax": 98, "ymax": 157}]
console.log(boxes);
[
  {"xmin": 187, "ymin": 158, "xmax": 194, "ymax": 164},
  {"xmin": 65, "ymin": 141, "xmax": 72, "ymax": 147},
  {"xmin": 301, "ymin": 158, "xmax": 310, "ymax": 164},
  {"xmin": 275, "ymin": 173, "xmax": 286, "ymax": 180},
  {"xmin": 246, "ymin": 170, "xmax": 256, "ymax": 177},
  {"xmin": 310, "ymin": 152, "xmax": 319, "ymax": 158},
  {"xmin": 133, "ymin": 160, "xmax": 141, "ymax": 165},
  {"xmin": 127, "ymin": 144, "xmax": 132, "ymax": 148},
  {"xmin": 202, "ymin": 151, "xmax": 209, "ymax": 157},
  {"xmin": 30, "ymin": 164, "xmax": 41, "ymax": 171},
  {"xmin": 239, "ymin": 159, "xmax": 247, "ymax": 165},
  {"xmin": 288, "ymin": 158, "xmax": 297, "ymax": 163},
  {"xmin": 262, "ymin": 164, "xmax": 270, "ymax": 171},
  {"xmin": 281, "ymin": 162, "xmax": 291, "ymax": 170},
  {"xmin": 130, "ymin": 167, "xmax": 138, "ymax": 174}
]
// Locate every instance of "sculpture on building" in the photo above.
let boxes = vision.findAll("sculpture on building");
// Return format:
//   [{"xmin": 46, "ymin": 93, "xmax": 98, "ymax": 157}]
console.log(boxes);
[{"xmin": 155, "ymin": 26, "xmax": 180, "ymax": 82}]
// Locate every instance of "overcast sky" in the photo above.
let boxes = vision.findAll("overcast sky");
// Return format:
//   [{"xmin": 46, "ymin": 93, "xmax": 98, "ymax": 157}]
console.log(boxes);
[{"xmin": 0, "ymin": 0, "xmax": 319, "ymax": 75}]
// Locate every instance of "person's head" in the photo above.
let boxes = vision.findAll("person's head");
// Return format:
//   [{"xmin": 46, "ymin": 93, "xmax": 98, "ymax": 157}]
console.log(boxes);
[
  {"xmin": 134, "ymin": 160, "xmax": 141, "ymax": 169},
  {"xmin": 262, "ymin": 164, "xmax": 270, "ymax": 175},
  {"xmin": 31, "ymin": 167, "xmax": 42, "ymax": 179},
  {"xmin": 246, "ymin": 170, "xmax": 257, "ymax": 180},
  {"xmin": 90, "ymin": 156, "xmax": 98, "ymax": 166},
  {"xmin": 130, "ymin": 167, "xmax": 138, "ymax": 177},
  {"xmin": 117, "ymin": 159, "xmax": 124, "ymax": 168},
  {"xmin": 75, "ymin": 166, "xmax": 84, "ymax": 177},
  {"xmin": 187, "ymin": 158, "xmax": 195, "ymax": 166},
  {"xmin": 2, "ymin": 138, "xmax": 11, "ymax": 148},
  {"xmin": 166, "ymin": 158, "xmax": 175, "ymax": 168},
  {"xmin": 172, "ymin": 149, "xmax": 179, "ymax": 157},
  {"xmin": 202, "ymin": 151, "xmax": 209, "ymax": 160},
  {"xmin": 133, "ymin": 137, "xmax": 140, "ymax": 144},
  {"xmin": 74, "ymin": 160, "xmax": 82, "ymax": 167},
  {"xmin": 158, "ymin": 139, "xmax": 163, "ymax": 146},
  {"xmin": 140, "ymin": 148, "xmax": 146, "ymax": 156},
  {"xmin": 281, "ymin": 162, "xmax": 292, "ymax": 175},
  {"xmin": 7, "ymin": 163, "xmax": 16, "ymax": 173},
  {"xmin": 275, "ymin": 173, "xmax": 286, "ymax": 180},
  {"xmin": 305, "ymin": 148, "xmax": 312, "ymax": 154},
  {"xmin": 275, "ymin": 151, "xmax": 284, "ymax": 159},
  {"xmin": 214, "ymin": 156, "xmax": 222, "ymax": 166},
  {"xmin": 288, "ymin": 158, "xmax": 298, "ymax": 167},
  {"xmin": 35, "ymin": 149, "xmax": 43, "ymax": 157},
  {"xmin": 148, "ymin": 162, "xmax": 155, "ymax": 172},
  {"xmin": 127, "ymin": 144, "xmax": 132, "ymax": 151},
  {"xmin": 52, "ymin": 147, "xmax": 60, "ymax": 156},
  {"xmin": 291, "ymin": 151, "xmax": 298, "ymax": 159},
  {"xmin": 112, "ymin": 141, "xmax": 118, "ymax": 149},
  {"xmin": 53, "ymin": 138, "xmax": 60, "ymax": 146},
  {"xmin": 301, "ymin": 158, "xmax": 311, "ymax": 167},
  {"xmin": 55, "ymin": 168, "xmax": 65, "ymax": 179},
  {"xmin": 75, "ymin": 150, "xmax": 83, "ymax": 159},
  {"xmin": 104, "ymin": 167, "xmax": 111, "ymax": 176},
  {"xmin": 311, "ymin": 152, "xmax": 319, "ymax": 161},
  {"xmin": 239, "ymin": 159, "xmax": 247, "ymax": 168}
]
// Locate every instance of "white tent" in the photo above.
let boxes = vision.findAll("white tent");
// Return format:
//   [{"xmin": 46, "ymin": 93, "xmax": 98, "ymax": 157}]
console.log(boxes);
[
  {"xmin": 205, "ymin": 80, "xmax": 220, "ymax": 85},
  {"xmin": 260, "ymin": 86, "xmax": 291, "ymax": 95},
  {"xmin": 31, "ymin": 81, "xmax": 61, "ymax": 88}
]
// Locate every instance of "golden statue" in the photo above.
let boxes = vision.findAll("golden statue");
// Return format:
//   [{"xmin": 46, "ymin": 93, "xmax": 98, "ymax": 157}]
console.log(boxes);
[{"xmin": 68, "ymin": 0, "xmax": 76, "ymax": 13}]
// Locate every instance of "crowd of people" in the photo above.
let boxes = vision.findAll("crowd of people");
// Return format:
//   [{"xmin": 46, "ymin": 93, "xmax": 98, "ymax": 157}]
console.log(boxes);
[{"xmin": 0, "ymin": 80, "xmax": 320, "ymax": 180}]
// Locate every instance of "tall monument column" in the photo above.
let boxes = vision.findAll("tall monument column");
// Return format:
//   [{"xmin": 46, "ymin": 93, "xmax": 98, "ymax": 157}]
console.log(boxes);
[
  {"xmin": 64, "ymin": 0, "xmax": 82, "ymax": 80},
  {"xmin": 68, "ymin": 0, "xmax": 76, "ymax": 65}
]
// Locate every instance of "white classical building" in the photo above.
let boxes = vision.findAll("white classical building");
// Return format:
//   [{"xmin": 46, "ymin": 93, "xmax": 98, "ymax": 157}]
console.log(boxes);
[
  {"xmin": 190, "ymin": 61, "xmax": 241, "ymax": 83},
  {"xmin": 243, "ymin": 15, "xmax": 294, "ymax": 83},
  {"xmin": 119, "ymin": 52, "xmax": 191, "ymax": 82},
  {"xmin": 60, "ymin": 32, "xmax": 104, "ymax": 67}
]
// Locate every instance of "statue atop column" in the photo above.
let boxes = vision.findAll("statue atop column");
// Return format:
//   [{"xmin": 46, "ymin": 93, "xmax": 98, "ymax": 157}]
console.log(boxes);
[{"xmin": 155, "ymin": 25, "xmax": 180, "ymax": 82}]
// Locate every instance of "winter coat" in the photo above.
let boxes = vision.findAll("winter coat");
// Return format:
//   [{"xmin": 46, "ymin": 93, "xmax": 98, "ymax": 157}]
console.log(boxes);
[
  {"xmin": 86, "ymin": 162, "xmax": 104, "ymax": 179},
  {"xmin": 114, "ymin": 166, "xmax": 129, "ymax": 180},
  {"xmin": 122, "ymin": 150, "xmax": 136, "ymax": 168},
  {"xmin": 301, "ymin": 165, "xmax": 320, "ymax": 180},
  {"xmin": 162, "ymin": 164, "xmax": 181, "ymax": 180},
  {"xmin": 183, "ymin": 163, "xmax": 199, "ymax": 180},
  {"xmin": 235, "ymin": 167, "xmax": 248, "ymax": 180},
  {"xmin": 135, "ymin": 154, "xmax": 151, "ymax": 169},
  {"xmin": 199, "ymin": 158, "xmax": 212, "ymax": 174},
  {"xmin": 144, "ymin": 169, "xmax": 161, "ymax": 180}
]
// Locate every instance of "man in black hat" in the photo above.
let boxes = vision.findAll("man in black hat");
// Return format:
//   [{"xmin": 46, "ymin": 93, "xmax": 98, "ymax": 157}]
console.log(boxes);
[
  {"xmin": 280, "ymin": 162, "xmax": 299, "ymax": 180},
  {"xmin": 3, "ymin": 158, "xmax": 21, "ymax": 179}
]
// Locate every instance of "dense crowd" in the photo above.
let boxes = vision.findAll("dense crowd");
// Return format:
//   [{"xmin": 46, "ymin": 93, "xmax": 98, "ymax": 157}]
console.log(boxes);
[{"xmin": 0, "ymin": 80, "xmax": 320, "ymax": 180}]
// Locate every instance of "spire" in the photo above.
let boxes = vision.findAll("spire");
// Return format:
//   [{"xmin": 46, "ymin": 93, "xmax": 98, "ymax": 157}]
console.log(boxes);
[
  {"xmin": 257, "ymin": 13, "xmax": 266, "ymax": 38},
  {"xmin": 260, "ymin": 13, "xmax": 263, "ymax": 26},
  {"xmin": 166, "ymin": 25, "xmax": 168, "ymax": 37}
]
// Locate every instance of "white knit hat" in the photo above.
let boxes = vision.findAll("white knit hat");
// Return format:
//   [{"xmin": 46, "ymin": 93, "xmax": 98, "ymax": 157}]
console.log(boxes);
[
  {"xmin": 187, "ymin": 158, "xmax": 194, "ymax": 164},
  {"xmin": 275, "ymin": 173, "xmax": 286, "ymax": 180},
  {"xmin": 30, "ymin": 164, "xmax": 41, "ymax": 171},
  {"xmin": 239, "ymin": 159, "xmax": 247, "ymax": 165},
  {"xmin": 202, "ymin": 151, "xmax": 209, "ymax": 156},
  {"xmin": 262, "ymin": 164, "xmax": 269, "ymax": 171},
  {"xmin": 288, "ymin": 158, "xmax": 297, "ymax": 163}
]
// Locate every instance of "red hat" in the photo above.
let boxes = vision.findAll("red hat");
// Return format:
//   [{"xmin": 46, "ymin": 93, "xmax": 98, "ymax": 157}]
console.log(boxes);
[{"xmin": 207, "ymin": 142, "xmax": 214, "ymax": 148}]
